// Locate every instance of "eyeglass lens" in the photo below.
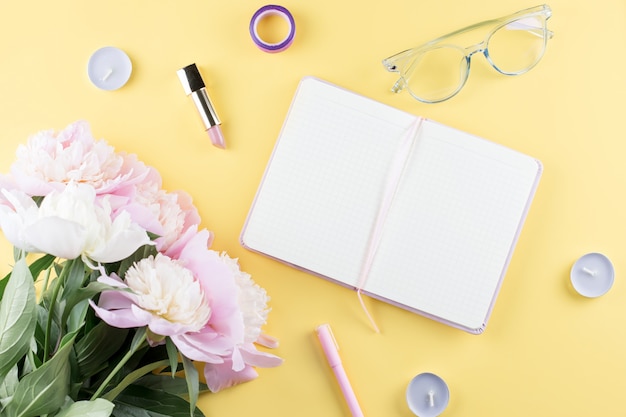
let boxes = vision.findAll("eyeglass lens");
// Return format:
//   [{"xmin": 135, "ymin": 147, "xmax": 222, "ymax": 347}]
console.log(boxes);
[
  {"xmin": 405, "ymin": 15, "xmax": 548, "ymax": 103},
  {"xmin": 487, "ymin": 17, "xmax": 547, "ymax": 74}
]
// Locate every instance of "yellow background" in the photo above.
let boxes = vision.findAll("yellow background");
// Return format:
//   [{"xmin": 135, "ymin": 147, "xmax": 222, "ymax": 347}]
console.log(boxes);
[{"xmin": 0, "ymin": 1, "xmax": 625, "ymax": 416}]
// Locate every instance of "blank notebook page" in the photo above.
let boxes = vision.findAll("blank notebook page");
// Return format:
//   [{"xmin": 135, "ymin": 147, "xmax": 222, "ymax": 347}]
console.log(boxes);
[
  {"xmin": 242, "ymin": 78, "xmax": 417, "ymax": 284},
  {"xmin": 241, "ymin": 77, "xmax": 541, "ymax": 333},
  {"xmin": 365, "ymin": 120, "xmax": 540, "ymax": 331}
]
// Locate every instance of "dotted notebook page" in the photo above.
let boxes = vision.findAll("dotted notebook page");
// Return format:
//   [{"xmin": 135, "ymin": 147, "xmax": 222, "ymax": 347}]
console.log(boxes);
[
  {"xmin": 365, "ymin": 120, "xmax": 541, "ymax": 332},
  {"xmin": 241, "ymin": 77, "xmax": 418, "ymax": 286}
]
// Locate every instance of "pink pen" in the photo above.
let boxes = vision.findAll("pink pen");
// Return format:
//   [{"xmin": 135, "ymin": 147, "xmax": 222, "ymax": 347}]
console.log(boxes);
[
  {"xmin": 177, "ymin": 63, "xmax": 226, "ymax": 149},
  {"xmin": 315, "ymin": 324, "xmax": 365, "ymax": 417}
]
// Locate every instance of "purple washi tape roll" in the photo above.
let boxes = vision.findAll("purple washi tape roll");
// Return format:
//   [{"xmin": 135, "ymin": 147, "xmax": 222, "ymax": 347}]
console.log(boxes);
[{"xmin": 249, "ymin": 4, "xmax": 296, "ymax": 53}]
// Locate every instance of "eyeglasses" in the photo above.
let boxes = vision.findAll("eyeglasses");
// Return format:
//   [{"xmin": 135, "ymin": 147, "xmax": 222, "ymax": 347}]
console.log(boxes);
[{"xmin": 382, "ymin": 4, "xmax": 553, "ymax": 103}]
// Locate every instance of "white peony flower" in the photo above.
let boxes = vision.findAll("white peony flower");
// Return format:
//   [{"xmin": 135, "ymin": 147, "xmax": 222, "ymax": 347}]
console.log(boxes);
[
  {"xmin": 124, "ymin": 254, "xmax": 212, "ymax": 334},
  {"xmin": 0, "ymin": 183, "xmax": 150, "ymax": 263}
]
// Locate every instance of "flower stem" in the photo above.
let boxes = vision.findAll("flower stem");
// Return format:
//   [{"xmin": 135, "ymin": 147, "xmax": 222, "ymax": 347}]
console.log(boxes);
[
  {"xmin": 43, "ymin": 259, "xmax": 73, "ymax": 362},
  {"xmin": 90, "ymin": 329, "xmax": 148, "ymax": 400}
]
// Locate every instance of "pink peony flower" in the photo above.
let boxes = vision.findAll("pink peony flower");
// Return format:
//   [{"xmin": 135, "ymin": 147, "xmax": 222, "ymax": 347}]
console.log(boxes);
[
  {"xmin": 202, "ymin": 252, "xmax": 282, "ymax": 392},
  {"xmin": 9, "ymin": 121, "xmax": 150, "ymax": 197},
  {"xmin": 119, "ymin": 180, "xmax": 201, "ymax": 253},
  {"xmin": 90, "ymin": 229, "xmax": 281, "ymax": 392},
  {"xmin": 0, "ymin": 120, "xmax": 282, "ymax": 403}
]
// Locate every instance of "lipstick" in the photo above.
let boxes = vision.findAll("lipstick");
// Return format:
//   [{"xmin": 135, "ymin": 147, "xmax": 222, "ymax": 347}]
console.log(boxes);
[{"xmin": 177, "ymin": 63, "xmax": 225, "ymax": 149}]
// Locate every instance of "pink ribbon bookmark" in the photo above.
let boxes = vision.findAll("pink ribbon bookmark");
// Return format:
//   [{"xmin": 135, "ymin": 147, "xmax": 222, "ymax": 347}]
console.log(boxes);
[{"xmin": 356, "ymin": 118, "xmax": 423, "ymax": 333}]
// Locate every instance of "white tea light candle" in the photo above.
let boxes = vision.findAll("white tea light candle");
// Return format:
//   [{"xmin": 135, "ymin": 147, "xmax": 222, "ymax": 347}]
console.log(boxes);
[
  {"xmin": 570, "ymin": 252, "xmax": 614, "ymax": 297},
  {"xmin": 87, "ymin": 46, "xmax": 132, "ymax": 90},
  {"xmin": 406, "ymin": 373, "xmax": 449, "ymax": 417}
]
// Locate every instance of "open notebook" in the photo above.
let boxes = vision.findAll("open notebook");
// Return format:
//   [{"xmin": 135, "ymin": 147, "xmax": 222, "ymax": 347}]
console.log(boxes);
[{"xmin": 241, "ymin": 77, "xmax": 542, "ymax": 333}]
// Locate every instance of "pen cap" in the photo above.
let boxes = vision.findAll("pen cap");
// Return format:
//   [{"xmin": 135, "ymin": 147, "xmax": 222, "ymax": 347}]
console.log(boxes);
[
  {"xmin": 177, "ymin": 63, "xmax": 205, "ymax": 95},
  {"xmin": 316, "ymin": 324, "xmax": 342, "ymax": 367}
]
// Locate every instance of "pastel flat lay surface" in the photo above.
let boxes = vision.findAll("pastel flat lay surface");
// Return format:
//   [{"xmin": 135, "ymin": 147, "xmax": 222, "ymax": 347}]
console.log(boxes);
[{"xmin": 1, "ymin": 1, "xmax": 625, "ymax": 416}]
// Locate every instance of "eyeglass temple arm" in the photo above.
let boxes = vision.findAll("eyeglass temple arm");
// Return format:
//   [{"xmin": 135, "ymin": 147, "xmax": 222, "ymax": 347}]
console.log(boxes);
[
  {"xmin": 382, "ymin": 48, "xmax": 417, "ymax": 73},
  {"xmin": 505, "ymin": 20, "xmax": 554, "ymax": 39},
  {"xmin": 412, "ymin": 7, "xmax": 549, "ymax": 51},
  {"xmin": 390, "ymin": 78, "xmax": 408, "ymax": 94},
  {"xmin": 383, "ymin": 9, "xmax": 553, "ymax": 72},
  {"xmin": 380, "ymin": 13, "xmax": 506, "ymax": 72}
]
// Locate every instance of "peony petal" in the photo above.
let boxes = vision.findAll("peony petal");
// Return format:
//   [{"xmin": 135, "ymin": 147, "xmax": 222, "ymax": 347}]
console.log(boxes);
[
  {"xmin": 89, "ymin": 226, "xmax": 151, "ymax": 263},
  {"xmin": 89, "ymin": 301, "xmax": 149, "ymax": 328},
  {"xmin": 119, "ymin": 202, "xmax": 164, "ymax": 236},
  {"xmin": 256, "ymin": 333, "xmax": 280, "ymax": 349},
  {"xmin": 11, "ymin": 169, "xmax": 63, "ymax": 196},
  {"xmin": 161, "ymin": 224, "xmax": 198, "ymax": 259},
  {"xmin": 170, "ymin": 331, "xmax": 232, "ymax": 363},
  {"xmin": 0, "ymin": 188, "xmax": 37, "ymax": 212},
  {"xmin": 130, "ymin": 304, "xmax": 155, "ymax": 325},
  {"xmin": 96, "ymin": 273, "xmax": 128, "ymax": 288},
  {"xmin": 0, "ymin": 175, "xmax": 17, "ymax": 193},
  {"xmin": 231, "ymin": 346, "xmax": 245, "ymax": 372},
  {"xmin": 145, "ymin": 314, "xmax": 193, "ymax": 337},
  {"xmin": 23, "ymin": 217, "xmax": 87, "ymax": 259},
  {"xmin": 204, "ymin": 361, "xmax": 258, "ymax": 393},
  {"xmin": 0, "ymin": 210, "xmax": 34, "ymax": 253},
  {"xmin": 172, "ymin": 190, "xmax": 201, "ymax": 230},
  {"xmin": 0, "ymin": 189, "xmax": 40, "ymax": 252},
  {"xmin": 177, "ymin": 232, "xmax": 244, "ymax": 340},
  {"xmin": 240, "ymin": 344, "xmax": 283, "ymax": 368},
  {"xmin": 97, "ymin": 290, "xmax": 136, "ymax": 310}
]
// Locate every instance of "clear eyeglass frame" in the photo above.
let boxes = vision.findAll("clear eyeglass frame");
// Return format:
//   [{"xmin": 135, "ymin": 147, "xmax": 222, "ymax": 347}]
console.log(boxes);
[{"xmin": 382, "ymin": 4, "xmax": 554, "ymax": 104}]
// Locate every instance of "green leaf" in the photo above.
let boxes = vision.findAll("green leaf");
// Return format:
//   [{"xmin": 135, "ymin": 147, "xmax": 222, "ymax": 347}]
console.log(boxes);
[
  {"xmin": 102, "ymin": 360, "xmax": 170, "ymax": 402},
  {"xmin": 115, "ymin": 244, "xmax": 158, "ymax": 280},
  {"xmin": 35, "ymin": 303, "xmax": 58, "ymax": 360},
  {"xmin": 59, "ymin": 259, "xmax": 90, "ymax": 332},
  {"xmin": 113, "ymin": 385, "xmax": 205, "ymax": 417},
  {"xmin": 165, "ymin": 338, "xmax": 179, "ymax": 378},
  {"xmin": 66, "ymin": 299, "xmax": 90, "ymax": 334},
  {"xmin": 59, "ymin": 328, "xmax": 80, "ymax": 349},
  {"xmin": 4, "ymin": 333, "xmax": 76, "ymax": 417},
  {"xmin": 181, "ymin": 355, "xmax": 199, "ymax": 417},
  {"xmin": 61, "ymin": 281, "xmax": 120, "ymax": 327},
  {"xmin": 12, "ymin": 247, "xmax": 23, "ymax": 263},
  {"xmin": 89, "ymin": 328, "xmax": 148, "ymax": 401},
  {"xmin": 0, "ymin": 257, "xmax": 37, "ymax": 383},
  {"xmin": 111, "ymin": 403, "xmax": 156, "ymax": 417},
  {"xmin": 0, "ymin": 254, "xmax": 55, "ymax": 301},
  {"xmin": 61, "ymin": 258, "xmax": 87, "ymax": 299},
  {"xmin": 0, "ymin": 364, "xmax": 19, "ymax": 409},
  {"xmin": 130, "ymin": 327, "xmax": 147, "ymax": 351},
  {"xmin": 133, "ymin": 374, "xmax": 208, "ymax": 396},
  {"xmin": 75, "ymin": 322, "xmax": 129, "ymax": 380},
  {"xmin": 54, "ymin": 398, "xmax": 114, "ymax": 417},
  {"xmin": 30, "ymin": 253, "xmax": 56, "ymax": 275}
]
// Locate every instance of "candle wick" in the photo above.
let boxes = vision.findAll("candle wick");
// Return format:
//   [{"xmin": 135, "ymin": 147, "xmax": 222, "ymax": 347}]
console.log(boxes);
[
  {"xmin": 427, "ymin": 390, "xmax": 435, "ymax": 407},
  {"xmin": 101, "ymin": 68, "xmax": 113, "ymax": 81},
  {"xmin": 582, "ymin": 267, "xmax": 596, "ymax": 277}
]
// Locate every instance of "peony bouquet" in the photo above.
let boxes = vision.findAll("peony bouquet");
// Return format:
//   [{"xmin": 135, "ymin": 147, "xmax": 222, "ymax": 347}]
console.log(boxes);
[{"xmin": 0, "ymin": 121, "xmax": 282, "ymax": 417}]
